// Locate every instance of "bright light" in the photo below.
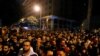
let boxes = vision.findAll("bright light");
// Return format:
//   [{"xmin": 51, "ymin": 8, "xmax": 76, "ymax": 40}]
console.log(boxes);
[
  {"xmin": 21, "ymin": 18, "xmax": 24, "ymax": 22},
  {"xmin": 23, "ymin": 27, "xmax": 29, "ymax": 30},
  {"xmin": 34, "ymin": 5, "xmax": 41, "ymax": 12}
]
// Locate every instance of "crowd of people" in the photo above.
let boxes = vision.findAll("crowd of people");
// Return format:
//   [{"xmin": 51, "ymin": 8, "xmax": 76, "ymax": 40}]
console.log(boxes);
[{"xmin": 0, "ymin": 26, "xmax": 100, "ymax": 56}]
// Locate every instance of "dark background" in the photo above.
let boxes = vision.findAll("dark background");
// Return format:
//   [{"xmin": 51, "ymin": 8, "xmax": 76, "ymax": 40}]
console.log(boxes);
[
  {"xmin": 0, "ymin": 0, "xmax": 100, "ymax": 28},
  {"xmin": 0, "ymin": 0, "xmax": 22, "ymax": 26}
]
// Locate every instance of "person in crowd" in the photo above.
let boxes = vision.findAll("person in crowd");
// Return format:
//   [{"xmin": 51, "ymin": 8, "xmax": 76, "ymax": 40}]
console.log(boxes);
[
  {"xmin": 59, "ymin": 39, "xmax": 70, "ymax": 55},
  {"xmin": 0, "ymin": 44, "xmax": 3, "ymax": 56},
  {"xmin": 34, "ymin": 37, "xmax": 44, "ymax": 56},
  {"xmin": 69, "ymin": 45, "xmax": 80, "ymax": 56},
  {"xmin": 46, "ymin": 50, "xmax": 53, "ymax": 56},
  {"xmin": 80, "ymin": 49, "xmax": 89, "ymax": 56},
  {"xmin": 0, "ymin": 37, "xmax": 3, "ymax": 44},
  {"xmin": 50, "ymin": 39, "xmax": 56, "ymax": 55},
  {"xmin": 18, "ymin": 40, "xmax": 38, "ymax": 56},
  {"xmin": 56, "ymin": 49, "xmax": 66, "ymax": 56},
  {"xmin": 2, "ymin": 44, "xmax": 15, "ymax": 56}
]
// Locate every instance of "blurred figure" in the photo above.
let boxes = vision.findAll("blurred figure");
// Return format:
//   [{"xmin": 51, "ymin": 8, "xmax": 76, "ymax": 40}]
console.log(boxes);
[
  {"xmin": 34, "ymin": 37, "xmax": 43, "ymax": 56},
  {"xmin": 0, "ymin": 37, "xmax": 3, "ymax": 44},
  {"xmin": 27, "ymin": 34, "xmax": 33, "ymax": 41},
  {"xmin": 81, "ymin": 49, "xmax": 88, "ymax": 56},
  {"xmin": 59, "ymin": 39, "xmax": 70, "ymax": 55},
  {"xmin": 0, "ymin": 44, "xmax": 2, "ymax": 56},
  {"xmin": 69, "ymin": 45, "xmax": 79, "ymax": 56},
  {"xmin": 18, "ymin": 40, "xmax": 38, "ymax": 56},
  {"xmin": 46, "ymin": 50, "xmax": 53, "ymax": 56},
  {"xmin": 9, "ymin": 36, "xmax": 19, "ymax": 54},
  {"xmin": 2, "ymin": 27, "xmax": 8, "ymax": 37},
  {"xmin": 57, "ymin": 50, "xmax": 66, "ymax": 56},
  {"xmin": 2, "ymin": 44, "xmax": 14, "ymax": 56},
  {"xmin": 50, "ymin": 40, "xmax": 56, "ymax": 56}
]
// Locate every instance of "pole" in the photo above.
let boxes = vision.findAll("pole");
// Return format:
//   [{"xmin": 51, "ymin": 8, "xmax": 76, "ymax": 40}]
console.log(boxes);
[
  {"xmin": 40, "ymin": 10, "xmax": 42, "ymax": 30},
  {"xmin": 87, "ymin": 0, "xmax": 92, "ymax": 30}
]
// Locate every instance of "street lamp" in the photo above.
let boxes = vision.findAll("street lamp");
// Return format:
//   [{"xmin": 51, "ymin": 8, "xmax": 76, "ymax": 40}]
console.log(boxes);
[
  {"xmin": 33, "ymin": 4, "xmax": 42, "ymax": 29},
  {"xmin": 34, "ymin": 5, "xmax": 41, "ymax": 12}
]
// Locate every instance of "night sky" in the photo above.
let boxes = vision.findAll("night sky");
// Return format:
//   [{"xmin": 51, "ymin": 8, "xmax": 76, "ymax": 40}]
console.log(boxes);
[
  {"xmin": 0, "ymin": 0, "xmax": 22, "ymax": 26},
  {"xmin": 0, "ymin": 0, "xmax": 100, "ymax": 26}
]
